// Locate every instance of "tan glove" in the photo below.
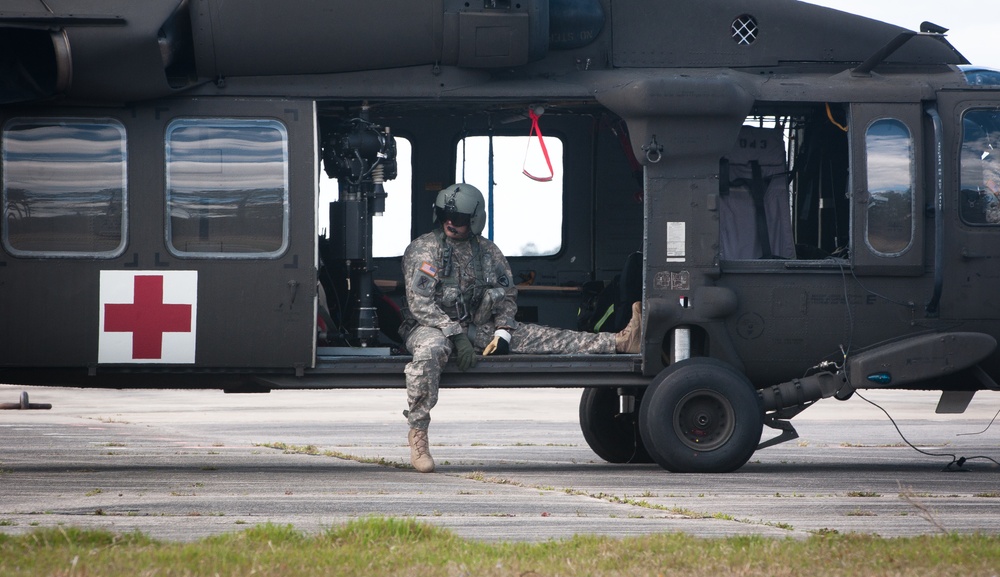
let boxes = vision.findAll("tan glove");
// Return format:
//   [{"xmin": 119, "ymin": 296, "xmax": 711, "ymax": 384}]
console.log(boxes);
[{"xmin": 482, "ymin": 329, "xmax": 511, "ymax": 356}]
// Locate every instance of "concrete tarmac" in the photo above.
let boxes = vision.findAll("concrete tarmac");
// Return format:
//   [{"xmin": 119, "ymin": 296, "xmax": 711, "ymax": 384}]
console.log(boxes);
[{"xmin": 1, "ymin": 384, "xmax": 998, "ymax": 542}]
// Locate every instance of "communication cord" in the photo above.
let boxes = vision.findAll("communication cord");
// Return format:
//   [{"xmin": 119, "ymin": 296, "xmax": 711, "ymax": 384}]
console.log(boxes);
[
  {"xmin": 835, "ymin": 263, "xmax": 999, "ymax": 470},
  {"xmin": 854, "ymin": 390, "xmax": 1000, "ymax": 471}
]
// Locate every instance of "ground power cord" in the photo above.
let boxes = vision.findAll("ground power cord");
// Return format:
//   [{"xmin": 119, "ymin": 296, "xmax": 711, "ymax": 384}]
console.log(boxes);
[
  {"xmin": 855, "ymin": 391, "xmax": 1000, "ymax": 471},
  {"xmin": 836, "ymin": 262, "xmax": 1000, "ymax": 471}
]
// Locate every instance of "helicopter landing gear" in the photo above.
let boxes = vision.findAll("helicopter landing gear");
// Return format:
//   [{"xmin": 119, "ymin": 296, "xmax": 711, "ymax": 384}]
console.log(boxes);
[
  {"xmin": 579, "ymin": 386, "xmax": 653, "ymax": 464},
  {"xmin": 639, "ymin": 358, "xmax": 763, "ymax": 473}
]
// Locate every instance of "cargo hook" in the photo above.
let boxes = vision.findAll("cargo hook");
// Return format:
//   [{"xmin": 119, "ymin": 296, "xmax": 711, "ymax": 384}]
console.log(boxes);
[{"xmin": 642, "ymin": 135, "xmax": 663, "ymax": 163}]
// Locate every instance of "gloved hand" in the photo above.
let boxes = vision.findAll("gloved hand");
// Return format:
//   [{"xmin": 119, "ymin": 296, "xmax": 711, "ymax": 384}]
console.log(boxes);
[
  {"xmin": 482, "ymin": 329, "xmax": 511, "ymax": 356},
  {"xmin": 449, "ymin": 333, "xmax": 477, "ymax": 371}
]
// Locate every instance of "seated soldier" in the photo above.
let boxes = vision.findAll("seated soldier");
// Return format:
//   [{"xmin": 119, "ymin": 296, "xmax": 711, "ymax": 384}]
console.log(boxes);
[{"xmin": 398, "ymin": 183, "xmax": 642, "ymax": 472}]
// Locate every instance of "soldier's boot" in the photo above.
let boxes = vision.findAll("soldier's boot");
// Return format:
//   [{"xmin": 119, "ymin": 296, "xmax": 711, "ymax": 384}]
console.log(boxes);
[
  {"xmin": 615, "ymin": 302, "xmax": 643, "ymax": 354},
  {"xmin": 408, "ymin": 428, "xmax": 435, "ymax": 473}
]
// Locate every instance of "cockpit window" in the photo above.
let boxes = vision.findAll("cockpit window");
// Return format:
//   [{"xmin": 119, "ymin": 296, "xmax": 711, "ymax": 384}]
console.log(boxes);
[
  {"xmin": 2, "ymin": 118, "xmax": 127, "ymax": 258},
  {"xmin": 959, "ymin": 108, "xmax": 1000, "ymax": 225},
  {"xmin": 960, "ymin": 66, "xmax": 1000, "ymax": 87},
  {"xmin": 864, "ymin": 118, "xmax": 915, "ymax": 256},
  {"xmin": 165, "ymin": 118, "xmax": 289, "ymax": 258}
]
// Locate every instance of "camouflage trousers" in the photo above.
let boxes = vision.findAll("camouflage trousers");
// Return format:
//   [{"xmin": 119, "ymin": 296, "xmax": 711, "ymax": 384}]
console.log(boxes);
[{"xmin": 403, "ymin": 323, "xmax": 615, "ymax": 430}]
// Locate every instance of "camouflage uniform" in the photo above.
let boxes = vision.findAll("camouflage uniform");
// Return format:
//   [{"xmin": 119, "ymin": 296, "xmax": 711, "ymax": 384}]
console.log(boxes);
[{"xmin": 399, "ymin": 230, "xmax": 616, "ymax": 430}]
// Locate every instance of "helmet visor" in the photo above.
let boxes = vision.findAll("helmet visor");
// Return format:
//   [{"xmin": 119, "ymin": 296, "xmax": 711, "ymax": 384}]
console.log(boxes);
[{"xmin": 438, "ymin": 209, "xmax": 471, "ymax": 227}]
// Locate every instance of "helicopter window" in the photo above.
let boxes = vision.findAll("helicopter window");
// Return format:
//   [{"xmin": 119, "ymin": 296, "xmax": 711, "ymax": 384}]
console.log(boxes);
[
  {"xmin": 2, "ymin": 118, "xmax": 127, "ymax": 258},
  {"xmin": 960, "ymin": 66, "xmax": 1000, "ymax": 87},
  {"xmin": 165, "ymin": 118, "xmax": 289, "ymax": 258},
  {"xmin": 319, "ymin": 137, "xmax": 412, "ymax": 258},
  {"xmin": 959, "ymin": 109, "xmax": 1000, "ymax": 226},
  {"xmin": 864, "ymin": 118, "xmax": 914, "ymax": 256},
  {"xmin": 455, "ymin": 135, "xmax": 563, "ymax": 256}
]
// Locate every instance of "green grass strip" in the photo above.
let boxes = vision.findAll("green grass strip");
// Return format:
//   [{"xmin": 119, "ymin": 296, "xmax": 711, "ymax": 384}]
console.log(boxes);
[{"xmin": 2, "ymin": 518, "xmax": 999, "ymax": 576}]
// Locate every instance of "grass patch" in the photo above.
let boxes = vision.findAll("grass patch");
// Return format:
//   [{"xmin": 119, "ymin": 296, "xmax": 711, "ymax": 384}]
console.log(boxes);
[
  {"xmin": 256, "ymin": 442, "xmax": 409, "ymax": 469},
  {"xmin": 0, "ymin": 518, "xmax": 998, "ymax": 576}
]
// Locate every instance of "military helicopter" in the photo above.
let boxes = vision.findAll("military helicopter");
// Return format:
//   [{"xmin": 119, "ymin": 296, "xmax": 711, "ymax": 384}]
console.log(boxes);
[{"xmin": 2, "ymin": 0, "xmax": 999, "ymax": 473}]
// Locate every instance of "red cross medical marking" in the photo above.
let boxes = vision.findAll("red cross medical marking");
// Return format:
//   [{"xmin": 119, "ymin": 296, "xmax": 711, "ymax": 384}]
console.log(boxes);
[{"xmin": 104, "ymin": 275, "xmax": 192, "ymax": 359}]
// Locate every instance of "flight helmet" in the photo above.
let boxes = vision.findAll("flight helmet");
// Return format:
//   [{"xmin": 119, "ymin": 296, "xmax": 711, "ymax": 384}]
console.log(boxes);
[{"xmin": 434, "ymin": 183, "xmax": 486, "ymax": 235}]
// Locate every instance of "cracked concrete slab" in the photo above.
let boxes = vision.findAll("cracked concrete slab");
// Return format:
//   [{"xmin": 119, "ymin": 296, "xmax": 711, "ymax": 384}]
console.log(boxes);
[{"xmin": 1, "ymin": 385, "xmax": 998, "ymax": 541}]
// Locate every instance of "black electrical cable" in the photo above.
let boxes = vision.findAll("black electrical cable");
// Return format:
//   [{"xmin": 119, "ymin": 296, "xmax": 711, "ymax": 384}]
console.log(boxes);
[
  {"xmin": 835, "ymin": 260, "xmax": 1000, "ymax": 469},
  {"xmin": 956, "ymin": 406, "xmax": 1000, "ymax": 437},
  {"xmin": 855, "ymin": 391, "xmax": 1000, "ymax": 471},
  {"xmin": 848, "ymin": 266, "xmax": 916, "ymax": 310},
  {"xmin": 835, "ymin": 260, "xmax": 855, "ymax": 357}
]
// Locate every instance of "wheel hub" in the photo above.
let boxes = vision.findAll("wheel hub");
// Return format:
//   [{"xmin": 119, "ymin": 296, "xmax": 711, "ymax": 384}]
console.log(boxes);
[{"xmin": 673, "ymin": 389, "xmax": 735, "ymax": 451}]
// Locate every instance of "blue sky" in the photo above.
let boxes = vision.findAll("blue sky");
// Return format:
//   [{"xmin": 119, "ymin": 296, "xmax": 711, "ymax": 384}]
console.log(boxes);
[{"xmin": 803, "ymin": 1, "xmax": 1000, "ymax": 69}]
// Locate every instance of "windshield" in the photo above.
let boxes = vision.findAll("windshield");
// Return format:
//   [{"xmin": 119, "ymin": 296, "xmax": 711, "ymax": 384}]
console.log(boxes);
[{"xmin": 960, "ymin": 66, "xmax": 1000, "ymax": 86}]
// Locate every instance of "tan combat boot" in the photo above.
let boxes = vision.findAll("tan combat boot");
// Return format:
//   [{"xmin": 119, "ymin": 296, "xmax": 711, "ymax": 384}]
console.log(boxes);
[
  {"xmin": 408, "ymin": 428, "xmax": 435, "ymax": 473},
  {"xmin": 615, "ymin": 302, "xmax": 642, "ymax": 353}
]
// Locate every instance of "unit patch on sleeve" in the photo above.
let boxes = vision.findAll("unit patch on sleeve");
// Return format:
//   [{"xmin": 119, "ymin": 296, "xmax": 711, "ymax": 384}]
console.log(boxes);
[
  {"xmin": 413, "ymin": 269, "xmax": 437, "ymax": 297},
  {"xmin": 410, "ymin": 261, "xmax": 439, "ymax": 297}
]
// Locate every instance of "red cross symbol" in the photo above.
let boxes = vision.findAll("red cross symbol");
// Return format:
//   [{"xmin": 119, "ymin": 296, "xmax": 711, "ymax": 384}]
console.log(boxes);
[{"xmin": 104, "ymin": 275, "xmax": 193, "ymax": 359}]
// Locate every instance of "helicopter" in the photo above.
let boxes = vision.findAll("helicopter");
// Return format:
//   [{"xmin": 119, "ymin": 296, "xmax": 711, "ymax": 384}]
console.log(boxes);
[{"xmin": 1, "ymin": 0, "xmax": 999, "ymax": 473}]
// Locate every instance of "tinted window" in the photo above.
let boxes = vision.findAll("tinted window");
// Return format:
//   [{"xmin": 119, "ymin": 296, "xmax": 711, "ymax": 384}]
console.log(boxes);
[
  {"xmin": 864, "ymin": 119, "xmax": 914, "ymax": 256},
  {"xmin": 961, "ymin": 66, "xmax": 1000, "ymax": 87},
  {"xmin": 455, "ymin": 135, "xmax": 563, "ymax": 257},
  {"xmin": 2, "ymin": 118, "xmax": 127, "ymax": 257},
  {"xmin": 959, "ymin": 108, "xmax": 1000, "ymax": 225},
  {"xmin": 166, "ymin": 119, "xmax": 288, "ymax": 257}
]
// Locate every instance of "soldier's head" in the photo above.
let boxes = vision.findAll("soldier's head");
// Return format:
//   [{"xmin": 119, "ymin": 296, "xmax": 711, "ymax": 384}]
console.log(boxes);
[{"xmin": 433, "ymin": 183, "xmax": 486, "ymax": 240}]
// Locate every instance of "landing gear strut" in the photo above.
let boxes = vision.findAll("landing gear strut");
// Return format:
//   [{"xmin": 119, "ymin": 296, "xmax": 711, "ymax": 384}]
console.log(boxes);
[{"xmin": 579, "ymin": 387, "xmax": 653, "ymax": 464}]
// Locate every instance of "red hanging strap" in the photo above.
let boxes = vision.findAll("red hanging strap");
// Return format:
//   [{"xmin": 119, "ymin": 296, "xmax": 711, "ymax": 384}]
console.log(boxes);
[{"xmin": 522, "ymin": 108, "xmax": 554, "ymax": 182}]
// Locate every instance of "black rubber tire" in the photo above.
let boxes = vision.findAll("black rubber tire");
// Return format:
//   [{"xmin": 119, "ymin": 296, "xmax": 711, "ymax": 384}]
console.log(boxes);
[
  {"xmin": 579, "ymin": 387, "xmax": 653, "ymax": 464},
  {"xmin": 639, "ymin": 358, "xmax": 763, "ymax": 473}
]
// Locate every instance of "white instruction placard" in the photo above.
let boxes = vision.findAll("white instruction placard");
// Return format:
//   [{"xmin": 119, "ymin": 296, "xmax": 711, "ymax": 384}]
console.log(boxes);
[{"xmin": 666, "ymin": 221, "xmax": 686, "ymax": 262}]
